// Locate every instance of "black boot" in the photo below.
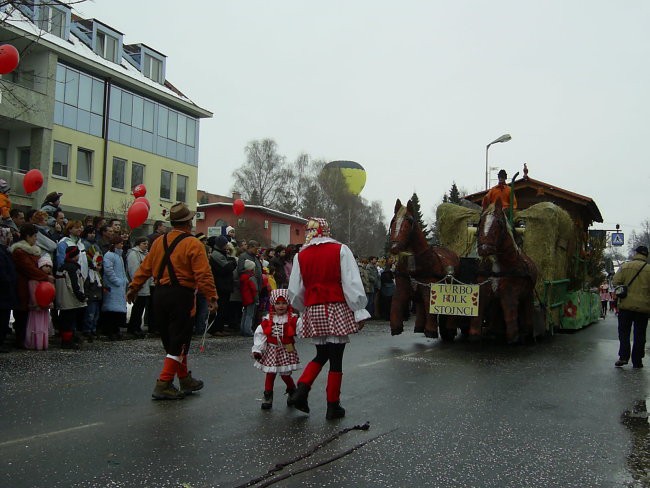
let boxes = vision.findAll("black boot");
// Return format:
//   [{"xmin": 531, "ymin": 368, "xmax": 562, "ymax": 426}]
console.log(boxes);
[
  {"xmin": 289, "ymin": 383, "xmax": 310, "ymax": 413},
  {"xmin": 326, "ymin": 401, "xmax": 346, "ymax": 420},
  {"xmin": 286, "ymin": 388, "xmax": 296, "ymax": 407},
  {"xmin": 261, "ymin": 390, "xmax": 273, "ymax": 410}
]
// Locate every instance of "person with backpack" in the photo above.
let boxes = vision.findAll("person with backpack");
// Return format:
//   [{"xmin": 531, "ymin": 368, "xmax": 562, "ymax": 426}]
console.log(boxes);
[
  {"xmin": 125, "ymin": 237, "xmax": 150, "ymax": 338},
  {"xmin": 127, "ymin": 203, "xmax": 217, "ymax": 400}
]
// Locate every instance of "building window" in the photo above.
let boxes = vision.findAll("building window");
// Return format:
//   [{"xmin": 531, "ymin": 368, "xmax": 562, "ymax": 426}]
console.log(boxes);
[
  {"xmin": 96, "ymin": 31, "xmax": 118, "ymax": 62},
  {"xmin": 52, "ymin": 141, "xmax": 70, "ymax": 178},
  {"xmin": 144, "ymin": 54, "xmax": 163, "ymax": 83},
  {"xmin": 17, "ymin": 147, "xmax": 30, "ymax": 173},
  {"xmin": 37, "ymin": 5, "xmax": 66, "ymax": 38},
  {"xmin": 160, "ymin": 170, "xmax": 172, "ymax": 200},
  {"xmin": 76, "ymin": 148, "xmax": 93, "ymax": 183},
  {"xmin": 176, "ymin": 174, "xmax": 188, "ymax": 203},
  {"xmin": 11, "ymin": 70, "xmax": 35, "ymax": 90},
  {"xmin": 111, "ymin": 157, "xmax": 126, "ymax": 190},
  {"xmin": 132, "ymin": 162, "xmax": 145, "ymax": 190}
]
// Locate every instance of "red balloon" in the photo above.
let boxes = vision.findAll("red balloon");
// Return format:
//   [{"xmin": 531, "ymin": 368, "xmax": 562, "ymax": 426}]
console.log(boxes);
[
  {"xmin": 233, "ymin": 199, "xmax": 245, "ymax": 216},
  {"xmin": 35, "ymin": 281, "xmax": 55, "ymax": 308},
  {"xmin": 0, "ymin": 44, "xmax": 19, "ymax": 75},
  {"xmin": 133, "ymin": 184, "xmax": 147, "ymax": 198},
  {"xmin": 134, "ymin": 197, "xmax": 150, "ymax": 209},
  {"xmin": 127, "ymin": 202, "xmax": 149, "ymax": 229},
  {"xmin": 23, "ymin": 169, "xmax": 44, "ymax": 194}
]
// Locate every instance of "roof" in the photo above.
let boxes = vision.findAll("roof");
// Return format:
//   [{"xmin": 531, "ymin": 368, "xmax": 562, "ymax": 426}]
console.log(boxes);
[
  {"xmin": 464, "ymin": 174, "xmax": 603, "ymax": 224},
  {"xmin": 198, "ymin": 202, "xmax": 308, "ymax": 224},
  {"xmin": 2, "ymin": 6, "xmax": 212, "ymax": 118}
]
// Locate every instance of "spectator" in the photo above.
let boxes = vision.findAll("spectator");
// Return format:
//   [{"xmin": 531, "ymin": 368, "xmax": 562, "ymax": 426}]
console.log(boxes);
[
  {"xmin": 50, "ymin": 210, "xmax": 66, "ymax": 242},
  {"xmin": 193, "ymin": 232, "xmax": 210, "ymax": 335},
  {"xmin": 240, "ymin": 259, "xmax": 258, "ymax": 337},
  {"xmin": 55, "ymin": 245, "xmax": 86, "ymax": 349},
  {"xmin": 147, "ymin": 220, "xmax": 167, "ymax": 247},
  {"xmin": 207, "ymin": 235, "xmax": 237, "ymax": 336},
  {"xmin": 0, "ymin": 179, "xmax": 11, "ymax": 224},
  {"xmin": 379, "ymin": 258, "xmax": 396, "ymax": 320},
  {"xmin": 92, "ymin": 216, "xmax": 106, "ymax": 230},
  {"xmin": 9, "ymin": 207, "xmax": 25, "ymax": 232},
  {"xmin": 56, "ymin": 220, "xmax": 87, "ymax": 279},
  {"xmin": 270, "ymin": 245, "xmax": 288, "ymax": 288},
  {"xmin": 96, "ymin": 225, "xmax": 113, "ymax": 255},
  {"xmin": 125, "ymin": 237, "xmax": 150, "ymax": 338},
  {"xmin": 83, "ymin": 254, "xmax": 103, "ymax": 341},
  {"xmin": 40, "ymin": 191, "xmax": 63, "ymax": 217},
  {"xmin": 10, "ymin": 224, "xmax": 54, "ymax": 349},
  {"xmin": 25, "ymin": 254, "xmax": 54, "ymax": 350},
  {"xmin": 612, "ymin": 245, "xmax": 650, "ymax": 368},
  {"xmin": 366, "ymin": 256, "xmax": 381, "ymax": 318},
  {"xmin": 0, "ymin": 227, "xmax": 17, "ymax": 353},
  {"xmin": 102, "ymin": 235, "xmax": 128, "ymax": 341},
  {"xmin": 226, "ymin": 225, "xmax": 236, "ymax": 243},
  {"xmin": 28, "ymin": 210, "xmax": 57, "ymax": 256}
]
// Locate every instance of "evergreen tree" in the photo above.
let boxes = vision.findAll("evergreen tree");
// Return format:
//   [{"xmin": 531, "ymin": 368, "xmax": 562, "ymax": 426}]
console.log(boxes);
[
  {"xmin": 448, "ymin": 182, "xmax": 461, "ymax": 204},
  {"xmin": 410, "ymin": 192, "xmax": 430, "ymax": 239}
]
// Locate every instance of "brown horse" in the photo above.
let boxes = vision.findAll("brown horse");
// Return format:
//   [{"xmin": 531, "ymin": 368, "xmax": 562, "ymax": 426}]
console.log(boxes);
[
  {"xmin": 389, "ymin": 199, "xmax": 460, "ymax": 338},
  {"xmin": 474, "ymin": 201, "xmax": 538, "ymax": 343}
]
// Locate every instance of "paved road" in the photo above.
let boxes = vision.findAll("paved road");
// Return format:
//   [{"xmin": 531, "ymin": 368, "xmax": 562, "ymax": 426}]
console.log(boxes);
[{"xmin": 1, "ymin": 314, "xmax": 648, "ymax": 488}]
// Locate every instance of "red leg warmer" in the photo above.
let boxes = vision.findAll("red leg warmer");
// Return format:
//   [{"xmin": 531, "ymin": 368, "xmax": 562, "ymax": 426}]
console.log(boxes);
[
  {"xmin": 298, "ymin": 361, "xmax": 323, "ymax": 386},
  {"xmin": 265, "ymin": 372, "xmax": 277, "ymax": 391},
  {"xmin": 326, "ymin": 372, "xmax": 343, "ymax": 403},
  {"xmin": 159, "ymin": 357, "xmax": 179, "ymax": 382},
  {"xmin": 280, "ymin": 374, "xmax": 296, "ymax": 391},
  {"xmin": 177, "ymin": 354, "xmax": 189, "ymax": 379}
]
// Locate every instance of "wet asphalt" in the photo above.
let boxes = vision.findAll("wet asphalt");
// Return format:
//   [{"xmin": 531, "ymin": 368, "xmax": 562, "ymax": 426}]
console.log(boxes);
[{"xmin": 0, "ymin": 313, "xmax": 648, "ymax": 488}]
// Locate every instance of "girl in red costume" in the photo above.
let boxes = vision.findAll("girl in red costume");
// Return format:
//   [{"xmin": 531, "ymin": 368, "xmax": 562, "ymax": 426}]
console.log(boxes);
[
  {"xmin": 288, "ymin": 217, "xmax": 370, "ymax": 420},
  {"xmin": 252, "ymin": 288, "xmax": 300, "ymax": 410}
]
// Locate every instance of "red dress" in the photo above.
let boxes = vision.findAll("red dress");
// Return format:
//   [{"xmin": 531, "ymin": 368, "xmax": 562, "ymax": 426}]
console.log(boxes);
[{"xmin": 252, "ymin": 313, "xmax": 300, "ymax": 373}]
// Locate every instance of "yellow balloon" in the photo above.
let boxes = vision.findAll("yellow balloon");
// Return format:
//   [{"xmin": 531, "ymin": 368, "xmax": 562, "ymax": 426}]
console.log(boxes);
[{"xmin": 324, "ymin": 160, "xmax": 366, "ymax": 196}]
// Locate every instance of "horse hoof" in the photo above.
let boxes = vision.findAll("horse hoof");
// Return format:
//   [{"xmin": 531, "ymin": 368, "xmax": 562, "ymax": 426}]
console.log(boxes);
[
  {"xmin": 507, "ymin": 335, "xmax": 520, "ymax": 345},
  {"xmin": 413, "ymin": 327, "xmax": 425, "ymax": 333},
  {"xmin": 390, "ymin": 327, "xmax": 403, "ymax": 336},
  {"xmin": 467, "ymin": 335, "xmax": 481, "ymax": 343},
  {"xmin": 424, "ymin": 330, "xmax": 439, "ymax": 339}
]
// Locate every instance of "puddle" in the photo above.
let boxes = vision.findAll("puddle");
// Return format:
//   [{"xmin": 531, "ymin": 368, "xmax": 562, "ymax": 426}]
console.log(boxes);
[{"xmin": 621, "ymin": 400, "xmax": 650, "ymax": 487}]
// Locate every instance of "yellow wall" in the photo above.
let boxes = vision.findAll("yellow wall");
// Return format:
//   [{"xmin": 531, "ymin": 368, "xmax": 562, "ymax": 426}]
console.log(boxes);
[{"xmin": 49, "ymin": 125, "xmax": 198, "ymax": 222}]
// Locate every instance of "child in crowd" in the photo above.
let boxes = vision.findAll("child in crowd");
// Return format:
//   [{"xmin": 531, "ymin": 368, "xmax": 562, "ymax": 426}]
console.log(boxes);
[
  {"xmin": 83, "ymin": 254, "xmax": 103, "ymax": 341},
  {"xmin": 55, "ymin": 245, "xmax": 86, "ymax": 349},
  {"xmin": 25, "ymin": 254, "xmax": 54, "ymax": 350},
  {"xmin": 0, "ymin": 179, "xmax": 11, "ymax": 225},
  {"xmin": 251, "ymin": 289, "xmax": 299, "ymax": 409},
  {"xmin": 240, "ymin": 259, "xmax": 258, "ymax": 337}
]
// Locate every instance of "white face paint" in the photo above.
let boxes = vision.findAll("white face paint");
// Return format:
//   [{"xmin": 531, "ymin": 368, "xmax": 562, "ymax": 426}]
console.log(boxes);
[
  {"xmin": 483, "ymin": 213, "xmax": 494, "ymax": 236},
  {"xmin": 393, "ymin": 207, "xmax": 407, "ymax": 241}
]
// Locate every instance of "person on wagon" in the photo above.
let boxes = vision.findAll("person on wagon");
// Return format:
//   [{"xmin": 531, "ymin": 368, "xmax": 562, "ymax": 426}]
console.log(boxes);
[{"xmin": 482, "ymin": 169, "xmax": 517, "ymax": 210}]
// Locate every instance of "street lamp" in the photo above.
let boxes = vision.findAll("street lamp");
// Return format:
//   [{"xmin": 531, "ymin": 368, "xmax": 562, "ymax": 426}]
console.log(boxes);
[{"xmin": 485, "ymin": 133, "xmax": 512, "ymax": 190}]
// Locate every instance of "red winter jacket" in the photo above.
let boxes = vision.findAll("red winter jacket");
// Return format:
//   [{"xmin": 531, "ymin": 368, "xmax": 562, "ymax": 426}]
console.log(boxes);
[{"xmin": 240, "ymin": 270, "xmax": 258, "ymax": 306}]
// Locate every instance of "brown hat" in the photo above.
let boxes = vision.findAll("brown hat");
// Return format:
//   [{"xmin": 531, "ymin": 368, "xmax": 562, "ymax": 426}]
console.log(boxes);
[
  {"xmin": 45, "ymin": 191, "xmax": 63, "ymax": 203},
  {"xmin": 167, "ymin": 202, "xmax": 196, "ymax": 223}
]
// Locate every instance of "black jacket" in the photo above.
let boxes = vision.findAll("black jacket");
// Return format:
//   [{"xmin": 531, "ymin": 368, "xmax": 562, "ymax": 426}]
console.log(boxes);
[{"xmin": 210, "ymin": 248, "xmax": 237, "ymax": 293}]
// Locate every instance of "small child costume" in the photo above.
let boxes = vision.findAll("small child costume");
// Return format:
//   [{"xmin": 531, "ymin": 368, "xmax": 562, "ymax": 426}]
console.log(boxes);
[
  {"xmin": 25, "ymin": 254, "xmax": 53, "ymax": 350},
  {"xmin": 251, "ymin": 289, "xmax": 299, "ymax": 409},
  {"xmin": 0, "ymin": 179, "xmax": 12, "ymax": 221}
]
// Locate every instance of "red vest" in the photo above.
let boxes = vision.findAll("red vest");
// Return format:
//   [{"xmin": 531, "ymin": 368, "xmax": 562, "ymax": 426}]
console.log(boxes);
[
  {"xmin": 261, "ymin": 315, "xmax": 297, "ymax": 344},
  {"xmin": 298, "ymin": 242, "xmax": 346, "ymax": 306}
]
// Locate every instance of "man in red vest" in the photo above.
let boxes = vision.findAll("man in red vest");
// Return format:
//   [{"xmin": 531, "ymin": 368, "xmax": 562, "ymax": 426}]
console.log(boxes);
[{"xmin": 288, "ymin": 217, "xmax": 369, "ymax": 419}]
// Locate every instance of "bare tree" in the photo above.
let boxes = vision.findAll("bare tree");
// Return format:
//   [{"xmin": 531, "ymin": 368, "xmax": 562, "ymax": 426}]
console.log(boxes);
[
  {"xmin": 628, "ymin": 219, "xmax": 650, "ymax": 255},
  {"xmin": 231, "ymin": 139, "xmax": 289, "ymax": 208}
]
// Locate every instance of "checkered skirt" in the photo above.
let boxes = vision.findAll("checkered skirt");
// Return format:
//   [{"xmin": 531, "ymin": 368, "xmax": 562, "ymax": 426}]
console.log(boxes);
[
  {"xmin": 299, "ymin": 302, "xmax": 359, "ymax": 338},
  {"xmin": 254, "ymin": 343, "xmax": 300, "ymax": 374}
]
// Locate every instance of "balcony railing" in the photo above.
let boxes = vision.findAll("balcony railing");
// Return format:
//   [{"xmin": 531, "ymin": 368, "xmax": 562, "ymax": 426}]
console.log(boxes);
[{"xmin": 0, "ymin": 165, "xmax": 33, "ymax": 198}]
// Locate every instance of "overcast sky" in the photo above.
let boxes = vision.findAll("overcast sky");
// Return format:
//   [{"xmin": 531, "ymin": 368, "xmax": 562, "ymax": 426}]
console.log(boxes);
[{"xmin": 78, "ymin": 0, "xmax": 649, "ymax": 245}]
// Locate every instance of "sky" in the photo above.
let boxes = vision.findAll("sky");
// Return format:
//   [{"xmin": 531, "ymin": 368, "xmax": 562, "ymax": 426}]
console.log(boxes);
[{"xmin": 77, "ymin": 0, "xmax": 649, "ymax": 246}]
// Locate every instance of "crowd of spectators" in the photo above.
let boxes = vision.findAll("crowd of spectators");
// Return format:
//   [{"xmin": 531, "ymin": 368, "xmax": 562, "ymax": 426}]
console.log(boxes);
[{"xmin": 0, "ymin": 190, "xmax": 398, "ymax": 353}]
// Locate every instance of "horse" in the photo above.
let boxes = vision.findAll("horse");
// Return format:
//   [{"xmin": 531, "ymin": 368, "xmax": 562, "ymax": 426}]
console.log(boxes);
[
  {"xmin": 389, "ymin": 198, "xmax": 460, "ymax": 339},
  {"xmin": 473, "ymin": 200, "xmax": 538, "ymax": 343}
]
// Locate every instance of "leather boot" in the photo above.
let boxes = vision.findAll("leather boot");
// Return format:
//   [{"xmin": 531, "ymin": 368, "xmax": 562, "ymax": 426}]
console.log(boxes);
[
  {"xmin": 261, "ymin": 390, "xmax": 273, "ymax": 410},
  {"xmin": 289, "ymin": 383, "xmax": 311, "ymax": 413},
  {"xmin": 152, "ymin": 380, "xmax": 185, "ymax": 400},
  {"xmin": 286, "ymin": 388, "xmax": 296, "ymax": 407},
  {"xmin": 326, "ymin": 401, "xmax": 346, "ymax": 420},
  {"xmin": 179, "ymin": 371, "xmax": 204, "ymax": 394}
]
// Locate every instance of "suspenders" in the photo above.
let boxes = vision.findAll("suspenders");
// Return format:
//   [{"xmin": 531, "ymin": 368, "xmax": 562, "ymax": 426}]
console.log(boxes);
[{"xmin": 156, "ymin": 233, "xmax": 192, "ymax": 287}]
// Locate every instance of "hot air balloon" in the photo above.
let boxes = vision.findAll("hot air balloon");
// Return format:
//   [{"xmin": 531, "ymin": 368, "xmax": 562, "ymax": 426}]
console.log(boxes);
[{"xmin": 322, "ymin": 160, "xmax": 366, "ymax": 196}]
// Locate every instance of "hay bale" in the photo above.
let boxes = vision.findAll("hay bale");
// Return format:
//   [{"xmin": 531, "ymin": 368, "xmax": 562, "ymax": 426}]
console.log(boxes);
[
  {"xmin": 517, "ymin": 202, "xmax": 578, "ymax": 293},
  {"xmin": 436, "ymin": 203, "xmax": 481, "ymax": 257}
]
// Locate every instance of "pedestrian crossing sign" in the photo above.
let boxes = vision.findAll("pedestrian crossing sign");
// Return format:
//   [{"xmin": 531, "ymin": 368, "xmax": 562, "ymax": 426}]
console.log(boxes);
[{"xmin": 612, "ymin": 232, "xmax": 624, "ymax": 246}]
